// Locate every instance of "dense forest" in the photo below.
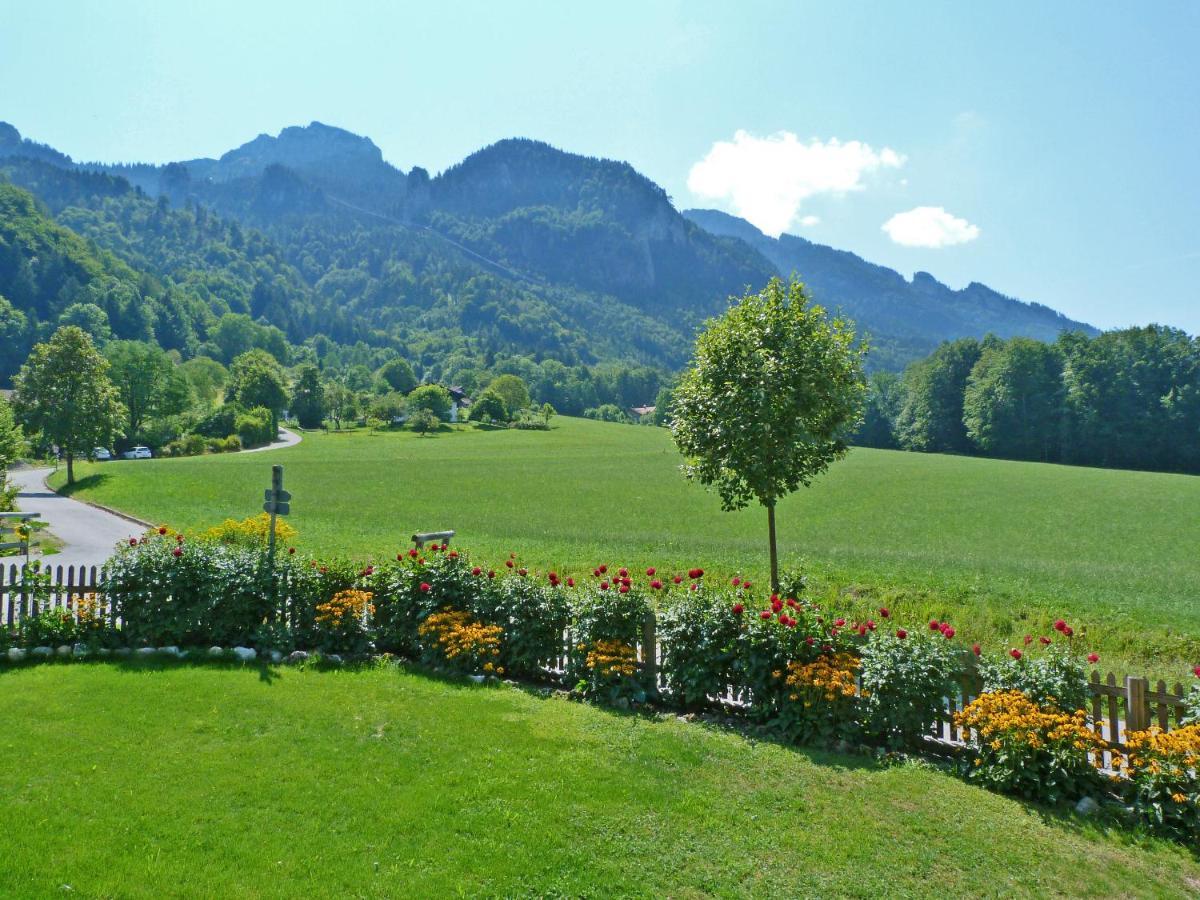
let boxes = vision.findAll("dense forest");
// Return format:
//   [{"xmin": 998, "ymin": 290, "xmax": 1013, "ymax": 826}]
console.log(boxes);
[{"xmin": 854, "ymin": 327, "xmax": 1200, "ymax": 474}]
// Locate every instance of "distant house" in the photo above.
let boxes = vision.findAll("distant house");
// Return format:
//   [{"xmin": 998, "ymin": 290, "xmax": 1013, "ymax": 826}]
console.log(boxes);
[
  {"xmin": 447, "ymin": 386, "xmax": 471, "ymax": 423},
  {"xmin": 630, "ymin": 405, "xmax": 655, "ymax": 419}
]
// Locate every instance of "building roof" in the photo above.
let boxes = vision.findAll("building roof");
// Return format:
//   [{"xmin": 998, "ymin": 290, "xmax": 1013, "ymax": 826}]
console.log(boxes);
[{"xmin": 631, "ymin": 405, "xmax": 656, "ymax": 417}]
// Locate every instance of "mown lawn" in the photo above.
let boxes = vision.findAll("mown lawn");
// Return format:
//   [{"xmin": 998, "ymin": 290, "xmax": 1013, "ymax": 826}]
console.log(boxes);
[
  {"xmin": 51, "ymin": 417, "xmax": 1200, "ymax": 676},
  {"xmin": 1, "ymin": 661, "xmax": 1197, "ymax": 898}
]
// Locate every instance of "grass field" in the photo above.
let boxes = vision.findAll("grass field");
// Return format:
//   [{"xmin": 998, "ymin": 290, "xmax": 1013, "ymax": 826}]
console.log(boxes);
[
  {"xmin": 1, "ymin": 660, "xmax": 1197, "ymax": 897},
  {"xmin": 50, "ymin": 417, "xmax": 1200, "ymax": 676}
]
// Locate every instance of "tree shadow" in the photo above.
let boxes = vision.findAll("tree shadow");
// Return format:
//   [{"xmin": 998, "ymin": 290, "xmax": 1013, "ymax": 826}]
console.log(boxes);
[{"xmin": 55, "ymin": 473, "xmax": 112, "ymax": 497}]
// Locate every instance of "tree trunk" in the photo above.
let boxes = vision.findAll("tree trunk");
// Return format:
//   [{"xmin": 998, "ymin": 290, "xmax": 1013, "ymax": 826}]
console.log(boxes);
[
  {"xmin": 767, "ymin": 502, "xmax": 779, "ymax": 593},
  {"xmin": 66, "ymin": 451, "xmax": 75, "ymax": 486}
]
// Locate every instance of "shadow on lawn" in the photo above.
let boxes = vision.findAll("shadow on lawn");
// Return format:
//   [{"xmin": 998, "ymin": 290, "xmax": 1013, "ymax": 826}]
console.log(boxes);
[
  {"xmin": 0, "ymin": 654, "xmax": 1182, "ymax": 854},
  {"xmin": 54, "ymin": 472, "xmax": 112, "ymax": 496}
]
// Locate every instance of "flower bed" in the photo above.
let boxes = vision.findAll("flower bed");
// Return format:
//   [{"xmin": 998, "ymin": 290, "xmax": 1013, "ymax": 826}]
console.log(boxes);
[{"xmin": 3, "ymin": 528, "xmax": 1200, "ymax": 844}]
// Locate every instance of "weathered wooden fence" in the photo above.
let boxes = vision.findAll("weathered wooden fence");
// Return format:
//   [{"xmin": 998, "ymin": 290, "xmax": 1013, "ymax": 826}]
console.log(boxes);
[
  {"xmin": 2, "ymin": 565, "xmax": 1190, "ymax": 751},
  {"xmin": 1, "ymin": 563, "xmax": 102, "ymax": 626}
]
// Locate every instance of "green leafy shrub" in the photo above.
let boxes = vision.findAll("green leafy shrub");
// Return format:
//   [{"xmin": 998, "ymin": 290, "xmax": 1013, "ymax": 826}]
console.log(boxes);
[
  {"xmin": 569, "ymin": 582, "xmax": 652, "ymax": 703},
  {"xmin": 978, "ymin": 642, "xmax": 1091, "ymax": 713},
  {"xmin": 955, "ymin": 690, "xmax": 1108, "ymax": 804},
  {"xmin": 657, "ymin": 588, "xmax": 741, "ymax": 709},
  {"xmin": 20, "ymin": 607, "xmax": 78, "ymax": 647},
  {"xmin": 859, "ymin": 631, "xmax": 962, "ymax": 749},
  {"xmin": 368, "ymin": 547, "xmax": 473, "ymax": 655},
  {"xmin": 234, "ymin": 405, "xmax": 274, "ymax": 448},
  {"xmin": 103, "ymin": 530, "xmax": 277, "ymax": 647},
  {"xmin": 472, "ymin": 573, "xmax": 568, "ymax": 678}
]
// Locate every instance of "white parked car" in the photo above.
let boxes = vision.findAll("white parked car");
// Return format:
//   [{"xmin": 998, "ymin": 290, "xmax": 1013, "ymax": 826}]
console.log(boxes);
[
  {"xmin": 122, "ymin": 446, "xmax": 153, "ymax": 460},
  {"xmin": 92, "ymin": 447, "xmax": 113, "ymax": 461}
]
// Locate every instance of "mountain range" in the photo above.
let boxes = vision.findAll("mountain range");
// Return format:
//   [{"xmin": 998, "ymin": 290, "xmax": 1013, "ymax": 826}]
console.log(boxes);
[{"xmin": 0, "ymin": 120, "xmax": 1097, "ymax": 381}]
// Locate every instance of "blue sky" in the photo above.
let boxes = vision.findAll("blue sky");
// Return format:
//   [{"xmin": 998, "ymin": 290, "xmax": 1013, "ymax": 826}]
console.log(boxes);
[{"xmin": 3, "ymin": 1, "xmax": 1197, "ymax": 332}]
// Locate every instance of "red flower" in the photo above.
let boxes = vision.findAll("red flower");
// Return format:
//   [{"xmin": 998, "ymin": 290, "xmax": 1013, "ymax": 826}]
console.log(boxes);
[
  {"xmin": 672, "ymin": 575, "xmax": 683, "ymax": 584},
  {"xmin": 942, "ymin": 626, "xmax": 955, "ymax": 639},
  {"xmin": 129, "ymin": 538, "xmax": 138, "ymax": 546},
  {"xmin": 1063, "ymin": 626, "xmax": 1074, "ymax": 637},
  {"xmin": 1010, "ymin": 648, "xmax": 1023, "ymax": 660},
  {"xmin": 857, "ymin": 624, "xmax": 867, "ymax": 636},
  {"xmin": 419, "ymin": 582, "xmax": 431, "ymax": 592},
  {"xmin": 805, "ymin": 636, "xmax": 815, "ymax": 646},
  {"xmin": 732, "ymin": 603, "xmax": 744, "ymax": 615},
  {"xmin": 743, "ymin": 580, "xmax": 752, "ymax": 589},
  {"xmin": 783, "ymin": 617, "xmax": 796, "ymax": 628},
  {"xmin": 786, "ymin": 598, "xmax": 797, "ymax": 608},
  {"xmin": 650, "ymin": 579, "xmax": 663, "ymax": 590},
  {"xmin": 771, "ymin": 597, "xmax": 783, "ymax": 613},
  {"xmin": 319, "ymin": 566, "xmax": 328, "ymax": 574},
  {"xmin": 448, "ymin": 551, "xmax": 458, "ymax": 559},
  {"xmin": 1194, "ymin": 665, "xmax": 1200, "ymax": 678},
  {"xmin": 1087, "ymin": 653, "xmax": 1099, "ymax": 664},
  {"xmin": 619, "ymin": 567, "xmax": 629, "ymax": 578},
  {"xmin": 172, "ymin": 547, "xmax": 182, "ymax": 557},
  {"xmin": 593, "ymin": 569, "xmax": 601, "ymax": 577},
  {"xmin": 363, "ymin": 566, "xmax": 374, "ymax": 576},
  {"xmin": 397, "ymin": 554, "xmax": 403, "ymax": 561},
  {"xmin": 548, "ymin": 571, "xmax": 558, "ymax": 582},
  {"xmin": 896, "ymin": 629, "xmax": 908, "ymax": 639},
  {"xmin": 158, "ymin": 526, "xmax": 167, "ymax": 535},
  {"xmin": 600, "ymin": 582, "xmax": 610, "ymax": 591},
  {"xmin": 972, "ymin": 643, "xmax": 981, "ymax": 656},
  {"xmin": 688, "ymin": 568, "xmax": 704, "ymax": 579},
  {"xmin": 929, "ymin": 620, "xmax": 940, "ymax": 631},
  {"xmin": 689, "ymin": 583, "xmax": 698, "ymax": 592},
  {"xmin": 517, "ymin": 568, "xmax": 528, "ymax": 577},
  {"xmin": 1039, "ymin": 636, "xmax": 1051, "ymax": 645},
  {"xmin": 506, "ymin": 560, "xmax": 514, "ymax": 568},
  {"xmin": 566, "ymin": 577, "xmax": 575, "ymax": 587},
  {"xmin": 618, "ymin": 584, "xmax": 630, "ymax": 594},
  {"xmin": 487, "ymin": 570, "xmax": 496, "ymax": 579},
  {"xmin": 598, "ymin": 564, "xmax": 608, "ymax": 574},
  {"xmin": 760, "ymin": 610, "xmax": 771, "ymax": 620},
  {"xmin": 472, "ymin": 566, "xmax": 482, "ymax": 576},
  {"xmin": 646, "ymin": 567, "xmax": 656, "ymax": 576},
  {"xmin": 408, "ymin": 548, "xmax": 418, "ymax": 558},
  {"xmin": 879, "ymin": 607, "xmax": 890, "ymax": 618},
  {"xmin": 866, "ymin": 620, "xmax": 877, "ymax": 631},
  {"xmin": 1024, "ymin": 634, "xmax": 1033, "ymax": 645},
  {"xmin": 834, "ymin": 618, "xmax": 845, "ymax": 627},
  {"xmin": 1053, "ymin": 619, "xmax": 1067, "ymax": 632},
  {"xmin": 731, "ymin": 577, "xmax": 741, "ymax": 587},
  {"xmin": 176, "ymin": 534, "xmax": 183, "ymax": 543}
]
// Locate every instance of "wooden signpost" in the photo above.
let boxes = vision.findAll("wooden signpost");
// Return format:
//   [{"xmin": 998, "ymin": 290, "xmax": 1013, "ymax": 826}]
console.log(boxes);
[{"xmin": 262, "ymin": 465, "xmax": 290, "ymax": 565}]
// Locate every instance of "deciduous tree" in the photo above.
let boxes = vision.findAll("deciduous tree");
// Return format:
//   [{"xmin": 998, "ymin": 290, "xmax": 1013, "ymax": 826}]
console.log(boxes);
[
  {"xmin": 671, "ymin": 276, "xmax": 866, "ymax": 590},
  {"xmin": 12, "ymin": 326, "xmax": 125, "ymax": 485}
]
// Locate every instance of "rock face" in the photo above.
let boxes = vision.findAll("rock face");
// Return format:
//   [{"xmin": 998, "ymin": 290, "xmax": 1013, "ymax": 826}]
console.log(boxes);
[
  {"xmin": 231, "ymin": 646, "xmax": 257, "ymax": 662},
  {"xmin": 7, "ymin": 647, "xmax": 26, "ymax": 662}
]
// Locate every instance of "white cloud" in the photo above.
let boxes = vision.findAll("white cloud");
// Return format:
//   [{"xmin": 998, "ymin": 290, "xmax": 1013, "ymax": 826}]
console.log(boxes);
[
  {"xmin": 799, "ymin": 215, "xmax": 820, "ymax": 227},
  {"xmin": 882, "ymin": 206, "xmax": 980, "ymax": 248},
  {"xmin": 687, "ymin": 130, "xmax": 905, "ymax": 237}
]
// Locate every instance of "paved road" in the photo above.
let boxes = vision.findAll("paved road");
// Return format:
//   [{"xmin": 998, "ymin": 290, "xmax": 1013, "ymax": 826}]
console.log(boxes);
[
  {"xmin": 7, "ymin": 467, "xmax": 142, "ymax": 571},
  {"xmin": 5, "ymin": 428, "xmax": 302, "ymax": 570}
]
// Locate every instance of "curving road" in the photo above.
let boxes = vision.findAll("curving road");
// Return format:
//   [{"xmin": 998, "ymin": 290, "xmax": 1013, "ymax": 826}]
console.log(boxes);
[
  {"xmin": 6, "ymin": 428, "xmax": 302, "ymax": 570},
  {"xmin": 7, "ymin": 467, "xmax": 142, "ymax": 571}
]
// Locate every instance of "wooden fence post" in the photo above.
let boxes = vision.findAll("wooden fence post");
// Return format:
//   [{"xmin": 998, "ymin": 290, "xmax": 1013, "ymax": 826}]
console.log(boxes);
[
  {"xmin": 1125, "ymin": 675, "xmax": 1150, "ymax": 735},
  {"xmin": 641, "ymin": 611, "xmax": 658, "ymax": 693}
]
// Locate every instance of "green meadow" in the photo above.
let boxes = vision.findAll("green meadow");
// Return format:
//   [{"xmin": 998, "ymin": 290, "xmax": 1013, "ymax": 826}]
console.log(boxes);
[
  {"xmin": 51, "ymin": 417, "xmax": 1200, "ymax": 677},
  {"xmin": 2, "ymin": 661, "xmax": 1197, "ymax": 898}
]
